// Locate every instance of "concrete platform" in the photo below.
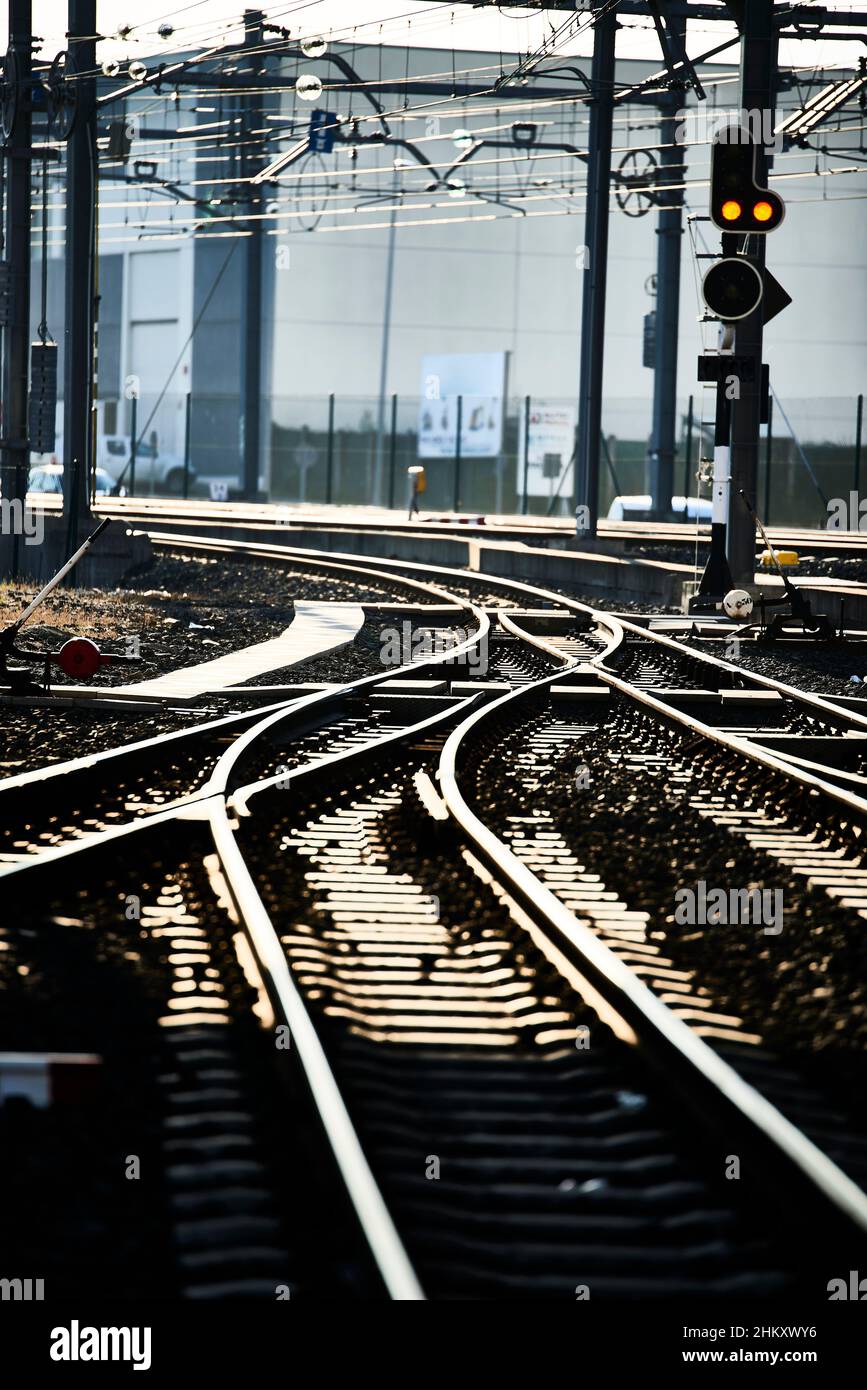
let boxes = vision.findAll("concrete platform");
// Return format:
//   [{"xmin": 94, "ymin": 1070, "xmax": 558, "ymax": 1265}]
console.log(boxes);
[
  {"xmin": 90, "ymin": 498, "xmax": 867, "ymax": 619},
  {"xmin": 116, "ymin": 601, "xmax": 364, "ymax": 699}
]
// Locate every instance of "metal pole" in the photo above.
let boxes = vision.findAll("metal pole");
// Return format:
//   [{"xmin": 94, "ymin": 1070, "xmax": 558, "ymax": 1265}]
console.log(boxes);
[
  {"xmin": 697, "ymin": 375, "xmax": 734, "ymax": 598},
  {"xmin": 728, "ymin": 0, "xmax": 776, "ymax": 583},
  {"xmin": 183, "ymin": 392, "xmax": 192, "ymax": 499},
  {"xmin": 522, "ymin": 394, "xmax": 531, "ymax": 515},
  {"xmin": 129, "ymin": 394, "xmax": 137, "ymax": 496},
  {"xmin": 855, "ymin": 393, "xmax": 863, "ymax": 496},
  {"xmin": 683, "ymin": 394, "xmax": 694, "ymax": 499},
  {"xmin": 388, "ymin": 392, "xmax": 398, "ymax": 510},
  {"xmin": 62, "ymin": 0, "xmax": 97, "ymax": 561},
  {"xmin": 326, "ymin": 392, "xmax": 335, "ymax": 503},
  {"xmin": 648, "ymin": 86, "xmax": 685, "ymax": 519},
  {"xmin": 240, "ymin": 9, "xmax": 264, "ymax": 500},
  {"xmin": 374, "ymin": 173, "xmax": 398, "ymax": 507},
  {"xmin": 0, "ymin": 0, "xmax": 32, "ymax": 579},
  {"xmin": 601, "ymin": 429, "xmax": 623, "ymax": 499},
  {"xmin": 764, "ymin": 393, "xmax": 773, "ymax": 525},
  {"xmin": 453, "ymin": 395, "xmax": 463, "ymax": 512},
  {"xmin": 575, "ymin": 7, "xmax": 616, "ymax": 537}
]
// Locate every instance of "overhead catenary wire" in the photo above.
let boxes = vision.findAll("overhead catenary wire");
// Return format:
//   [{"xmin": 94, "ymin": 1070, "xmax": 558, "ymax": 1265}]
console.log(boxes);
[{"xmin": 15, "ymin": 12, "xmax": 866, "ymax": 251}]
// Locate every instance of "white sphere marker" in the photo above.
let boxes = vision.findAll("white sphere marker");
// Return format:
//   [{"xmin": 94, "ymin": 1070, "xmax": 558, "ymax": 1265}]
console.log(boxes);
[{"xmin": 723, "ymin": 588, "xmax": 754, "ymax": 620}]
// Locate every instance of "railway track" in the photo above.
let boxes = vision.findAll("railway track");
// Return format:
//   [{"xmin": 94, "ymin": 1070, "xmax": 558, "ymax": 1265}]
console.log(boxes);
[
  {"xmin": 141, "ymin": 529, "xmax": 867, "ymax": 785},
  {"xmin": 222, "ymin": 717, "xmax": 799, "ymax": 1297},
  {"xmin": 0, "ymin": 552, "xmax": 487, "ymax": 862},
  {"xmin": 4, "ymin": 529, "xmax": 867, "ymax": 1299}
]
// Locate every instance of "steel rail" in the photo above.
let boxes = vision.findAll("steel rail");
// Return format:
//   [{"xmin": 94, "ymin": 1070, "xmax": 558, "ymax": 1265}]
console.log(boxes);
[
  {"xmin": 0, "ymin": 685, "xmax": 486, "ymax": 880},
  {"xmin": 204, "ymin": 690, "xmax": 490, "ymax": 1301},
  {"xmin": 11, "ymin": 522, "xmax": 867, "ymax": 1286},
  {"xmin": 208, "ymin": 799, "xmax": 426, "ymax": 1301},
  {"xmin": 600, "ymin": 609, "xmax": 867, "ymax": 734},
  {"xmin": 0, "ymin": 554, "xmax": 487, "ymax": 849},
  {"xmin": 140, "ymin": 527, "xmax": 627, "ymax": 651},
  {"xmin": 436, "ymin": 668, "xmax": 867, "ymax": 1240},
  {"xmin": 113, "ymin": 529, "xmax": 867, "ymax": 1233},
  {"xmin": 501, "ymin": 604, "xmax": 867, "ymax": 818},
  {"xmin": 200, "ymin": 585, "xmax": 488, "ymax": 800},
  {"xmin": 12, "ymin": 684, "xmax": 484, "ymax": 1296},
  {"xmin": 0, "ymin": 695, "xmax": 307, "ymax": 796},
  {"xmin": 12, "ymin": 518, "xmax": 865, "ymax": 1275},
  {"xmin": 139, "ymin": 528, "xmax": 867, "ymax": 741}
]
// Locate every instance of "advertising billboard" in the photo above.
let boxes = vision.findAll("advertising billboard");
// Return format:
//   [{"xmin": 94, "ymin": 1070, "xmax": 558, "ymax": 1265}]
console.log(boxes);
[
  {"xmin": 417, "ymin": 352, "xmax": 507, "ymax": 459},
  {"xmin": 517, "ymin": 404, "xmax": 576, "ymax": 498}
]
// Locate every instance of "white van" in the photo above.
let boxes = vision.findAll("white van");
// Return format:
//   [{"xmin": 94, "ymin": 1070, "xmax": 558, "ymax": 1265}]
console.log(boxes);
[
  {"xmin": 98, "ymin": 435, "xmax": 192, "ymax": 494},
  {"xmin": 607, "ymin": 494, "xmax": 713, "ymax": 522},
  {"xmin": 31, "ymin": 428, "xmax": 194, "ymax": 495}
]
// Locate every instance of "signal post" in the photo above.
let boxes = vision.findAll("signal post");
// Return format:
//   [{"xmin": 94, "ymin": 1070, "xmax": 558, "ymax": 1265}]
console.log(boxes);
[{"xmin": 693, "ymin": 120, "xmax": 788, "ymax": 609}]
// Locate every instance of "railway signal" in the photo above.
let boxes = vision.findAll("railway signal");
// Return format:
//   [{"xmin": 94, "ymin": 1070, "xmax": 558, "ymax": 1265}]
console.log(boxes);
[
  {"xmin": 701, "ymin": 128, "xmax": 788, "ymax": 325},
  {"xmin": 701, "ymin": 258, "xmax": 764, "ymax": 322},
  {"xmin": 709, "ymin": 125, "xmax": 785, "ymax": 234},
  {"xmin": 760, "ymin": 268, "xmax": 793, "ymax": 326},
  {"xmin": 693, "ymin": 123, "xmax": 791, "ymax": 610}
]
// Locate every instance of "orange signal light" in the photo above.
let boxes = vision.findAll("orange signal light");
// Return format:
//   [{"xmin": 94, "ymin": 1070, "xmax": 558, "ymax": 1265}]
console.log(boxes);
[
  {"xmin": 753, "ymin": 200, "xmax": 773, "ymax": 223},
  {"xmin": 721, "ymin": 199, "xmax": 742, "ymax": 222}
]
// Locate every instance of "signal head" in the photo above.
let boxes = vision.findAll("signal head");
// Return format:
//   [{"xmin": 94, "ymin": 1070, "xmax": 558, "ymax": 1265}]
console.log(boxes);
[
  {"xmin": 701, "ymin": 257, "xmax": 764, "ymax": 322},
  {"xmin": 709, "ymin": 128, "xmax": 784, "ymax": 233}
]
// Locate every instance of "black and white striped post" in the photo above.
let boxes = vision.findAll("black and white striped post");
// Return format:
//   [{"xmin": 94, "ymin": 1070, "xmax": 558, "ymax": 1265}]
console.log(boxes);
[{"xmin": 699, "ymin": 373, "xmax": 734, "ymax": 600}]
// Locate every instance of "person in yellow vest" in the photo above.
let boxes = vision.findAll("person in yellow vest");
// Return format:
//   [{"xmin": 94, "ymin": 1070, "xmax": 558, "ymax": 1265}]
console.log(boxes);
[{"xmin": 408, "ymin": 465, "xmax": 426, "ymax": 519}]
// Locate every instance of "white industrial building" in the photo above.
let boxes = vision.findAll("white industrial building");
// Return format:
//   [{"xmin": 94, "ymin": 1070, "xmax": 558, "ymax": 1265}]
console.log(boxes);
[{"xmin": 42, "ymin": 37, "xmax": 866, "ymax": 516}]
